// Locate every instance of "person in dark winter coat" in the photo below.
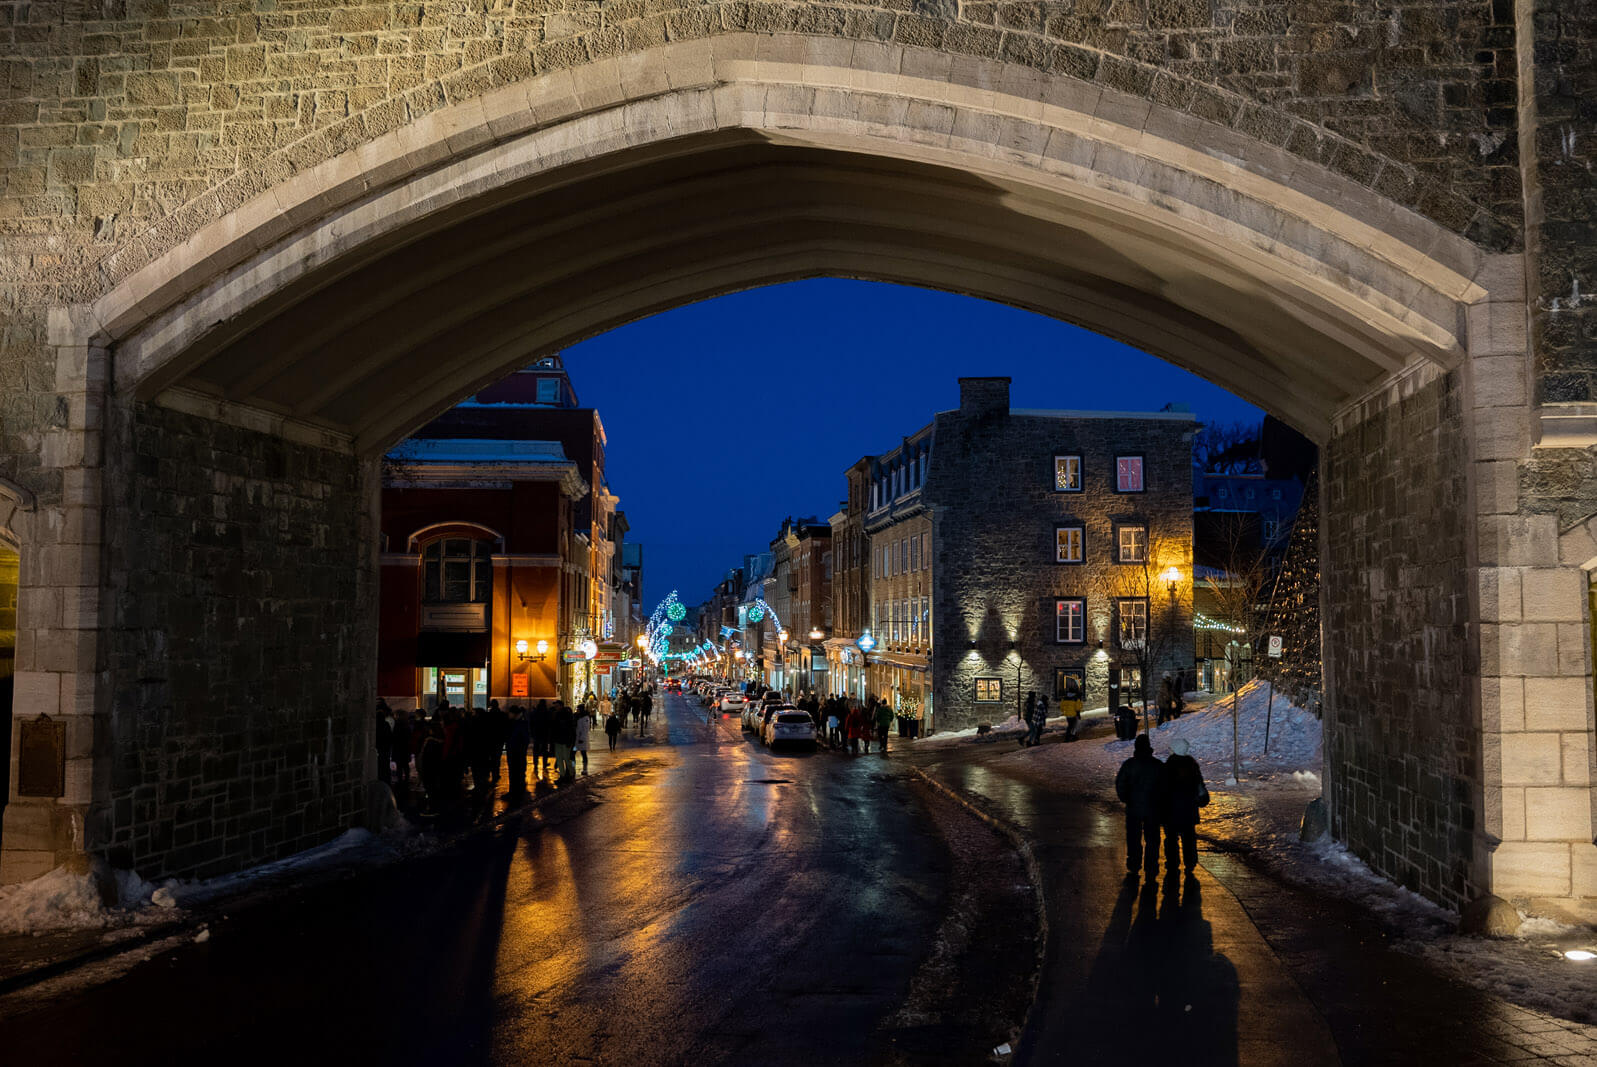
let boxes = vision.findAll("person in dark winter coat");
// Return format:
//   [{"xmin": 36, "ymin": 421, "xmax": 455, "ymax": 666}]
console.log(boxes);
[
  {"xmin": 605, "ymin": 711, "xmax": 622, "ymax": 750},
  {"xmin": 874, "ymin": 700, "xmax": 894, "ymax": 755},
  {"xmin": 374, "ymin": 701, "xmax": 393, "ymax": 784},
  {"xmin": 419, "ymin": 721, "xmax": 446, "ymax": 813},
  {"xmin": 486, "ymin": 700, "xmax": 508, "ymax": 785},
  {"xmin": 1160, "ymin": 737, "xmax": 1208, "ymax": 873},
  {"xmin": 552, "ymin": 702, "xmax": 577, "ymax": 781},
  {"xmin": 530, "ymin": 700, "xmax": 553, "ymax": 777},
  {"xmin": 505, "ymin": 705, "xmax": 530, "ymax": 795},
  {"xmin": 1114, "ymin": 734, "xmax": 1166, "ymax": 875},
  {"xmin": 390, "ymin": 708, "xmax": 412, "ymax": 792}
]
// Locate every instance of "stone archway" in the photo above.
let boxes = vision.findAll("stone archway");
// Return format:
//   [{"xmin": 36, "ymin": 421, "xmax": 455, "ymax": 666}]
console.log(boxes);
[{"xmin": 2, "ymin": 34, "xmax": 1571, "ymax": 922}]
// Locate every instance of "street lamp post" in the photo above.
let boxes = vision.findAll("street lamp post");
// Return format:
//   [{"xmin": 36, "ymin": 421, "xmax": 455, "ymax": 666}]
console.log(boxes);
[{"xmin": 856, "ymin": 630, "xmax": 876, "ymax": 703}]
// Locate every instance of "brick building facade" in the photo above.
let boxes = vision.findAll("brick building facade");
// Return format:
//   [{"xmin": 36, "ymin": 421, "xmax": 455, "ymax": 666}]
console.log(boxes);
[{"xmin": 379, "ymin": 358, "xmax": 626, "ymax": 710}]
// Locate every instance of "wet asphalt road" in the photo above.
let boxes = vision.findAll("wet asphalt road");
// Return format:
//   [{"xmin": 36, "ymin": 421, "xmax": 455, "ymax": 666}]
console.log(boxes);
[{"xmin": 0, "ymin": 694, "xmax": 968, "ymax": 1066}]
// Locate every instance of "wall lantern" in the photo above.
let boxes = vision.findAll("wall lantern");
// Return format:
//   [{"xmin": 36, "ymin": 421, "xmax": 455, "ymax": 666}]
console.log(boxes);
[
  {"xmin": 1161, "ymin": 566, "xmax": 1182, "ymax": 594},
  {"xmin": 516, "ymin": 639, "xmax": 548, "ymax": 662},
  {"xmin": 809, "ymin": 627, "xmax": 824, "ymax": 641}
]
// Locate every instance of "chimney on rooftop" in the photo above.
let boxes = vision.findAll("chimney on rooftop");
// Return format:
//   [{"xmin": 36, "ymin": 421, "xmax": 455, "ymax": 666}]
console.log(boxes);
[{"xmin": 958, "ymin": 377, "xmax": 1011, "ymax": 417}]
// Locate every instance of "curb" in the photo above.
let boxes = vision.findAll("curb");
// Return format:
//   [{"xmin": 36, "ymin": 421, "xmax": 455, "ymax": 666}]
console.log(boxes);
[
  {"xmin": 0, "ymin": 760, "xmax": 645, "ymax": 1002},
  {"xmin": 906, "ymin": 764, "xmax": 1050, "ymax": 1062}
]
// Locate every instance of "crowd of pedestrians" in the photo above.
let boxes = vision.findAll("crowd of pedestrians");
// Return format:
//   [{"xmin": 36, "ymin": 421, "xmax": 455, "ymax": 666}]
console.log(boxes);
[{"xmin": 374, "ymin": 683, "xmax": 658, "ymax": 815}]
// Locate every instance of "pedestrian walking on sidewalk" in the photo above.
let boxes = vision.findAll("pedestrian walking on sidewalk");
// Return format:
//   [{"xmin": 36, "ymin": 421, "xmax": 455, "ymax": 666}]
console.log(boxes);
[
  {"xmin": 846, "ymin": 702, "xmax": 865, "ymax": 755},
  {"xmin": 1161, "ymin": 737, "xmax": 1208, "ymax": 873},
  {"xmin": 375, "ymin": 700, "xmax": 393, "ymax": 784},
  {"xmin": 827, "ymin": 703, "xmax": 842, "ymax": 749},
  {"xmin": 391, "ymin": 708, "xmax": 413, "ymax": 796},
  {"xmin": 531, "ymin": 700, "xmax": 552, "ymax": 777},
  {"xmin": 1023, "ymin": 691, "xmax": 1045, "ymax": 747},
  {"xmin": 505, "ymin": 705, "xmax": 530, "ymax": 796},
  {"xmin": 553, "ymin": 701, "xmax": 576, "ymax": 782},
  {"xmin": 605, "ymin": 710, "xmax": 621, "ymax": 751},
  {"xmin": 875, "ymin": 699, "xmax": 894, "ymax": 755},
  {"xmin": 1115, "ymin": 734, "xmax": 1166, "ymax": 876},
  {"xmin": 574, "ymin": 703, "xmax": 592, "ymax": 775},
  {"xmin": 1061, "ymin": 674, "xmax": 1084, "ymax": 742},
  {"xmin": 1021, "ymin": 692, "xmax": 1037, "ymax": 746}
]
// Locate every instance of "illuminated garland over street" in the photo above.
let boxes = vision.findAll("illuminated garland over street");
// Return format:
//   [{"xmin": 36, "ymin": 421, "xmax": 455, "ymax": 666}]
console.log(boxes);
[{"xmin": 1193, "ymin": 611, "xmax": 1247, "ymax": 634}]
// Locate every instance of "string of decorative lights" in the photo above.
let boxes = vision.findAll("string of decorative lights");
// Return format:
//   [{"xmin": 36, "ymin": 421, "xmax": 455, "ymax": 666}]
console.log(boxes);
[{"xmin": 1192, "ymin": 611, "xmax": 1248, "ymax": 634}]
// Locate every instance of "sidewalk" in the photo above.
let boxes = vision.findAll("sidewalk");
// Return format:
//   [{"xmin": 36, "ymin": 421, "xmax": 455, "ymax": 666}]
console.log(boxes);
[
  {"xmin": 904, "ymin": 725, "xmax": 1597, "ymax": 1066},
  {"xmin": 0, "ymin": 741, "xmax": 656, "ymax": 1003}
]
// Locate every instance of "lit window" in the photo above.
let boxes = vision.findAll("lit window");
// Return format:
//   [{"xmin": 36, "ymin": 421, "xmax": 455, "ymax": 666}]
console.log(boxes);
[
  {"xmin": 1118, "ymin": 525, "xmax": 1148, "ymax": 563},
  {"xmin": 1116, "ymin": 456, "xmax": 1144, "ymax": 493},
  {"xmin": 1054, "ymin": 455, "xmax": 1083, "ymax": 492},
  {"xmin": 1117, "ymin": 598, "xmax": 1148, "ymax": 647},
  {"xmin": 1055, "ymin": 525, "xmax": 1084, "ymax": 563},
  {"xmin": 1055, "ymin": 598, "xmax": 1085, "ymax": 643},
  {"xmin": 975, "ymin": 678, "xmax": 1004, "ymax": 703}
]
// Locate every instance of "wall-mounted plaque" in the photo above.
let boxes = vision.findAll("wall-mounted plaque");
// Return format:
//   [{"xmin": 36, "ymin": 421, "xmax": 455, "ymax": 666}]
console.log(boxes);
[{"xmin": 18, "ymin": 715, "xmax": 65, "ymax": 797}]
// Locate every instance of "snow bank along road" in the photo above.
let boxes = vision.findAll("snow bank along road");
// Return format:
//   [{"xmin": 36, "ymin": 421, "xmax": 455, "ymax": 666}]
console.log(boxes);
[{"xmin": 0, "ymin": 692, "xmax": 1035, "ymax": 1065}]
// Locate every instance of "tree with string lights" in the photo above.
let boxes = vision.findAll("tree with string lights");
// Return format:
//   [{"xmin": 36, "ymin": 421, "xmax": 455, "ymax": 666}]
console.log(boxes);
[{"xmin": 1268, "ymin": 473, "xmax": 1322, "ymax": 713}]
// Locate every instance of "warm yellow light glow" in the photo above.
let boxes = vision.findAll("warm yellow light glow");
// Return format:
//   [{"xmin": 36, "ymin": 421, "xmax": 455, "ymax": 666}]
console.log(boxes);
[
  {"xmin": 778, "ymin": 630, "xmax": 789, "ymax": 642},
  {"xmin": 536, "ymin": 639, "xmax": 548, "ymax": 655},
  {"xmin": 515, "ymin": 639, "xmax": 529, "ymax": 656},
  {"xmin": 1161, "ymin": 566, "xmax": 1182, "ymax": 584},
  {"xmin": 636, "ymin": 634, "xmax": 647, "ymax": 648}
]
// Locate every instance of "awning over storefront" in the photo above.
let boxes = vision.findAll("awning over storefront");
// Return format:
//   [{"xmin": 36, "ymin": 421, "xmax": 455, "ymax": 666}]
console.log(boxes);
[{"xmin": 416, "ymin": 631, "xmax": 490, "ymax": 666}]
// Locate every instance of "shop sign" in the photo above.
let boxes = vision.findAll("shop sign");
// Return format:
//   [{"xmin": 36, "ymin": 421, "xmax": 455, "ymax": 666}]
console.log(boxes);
[
  {"xmin": 560, "ymin": 650, "xmax": 588, "ymax": 663},
  {"xmin": 511, "ymin": 674, "xmax": 529, "ymax": 697}
]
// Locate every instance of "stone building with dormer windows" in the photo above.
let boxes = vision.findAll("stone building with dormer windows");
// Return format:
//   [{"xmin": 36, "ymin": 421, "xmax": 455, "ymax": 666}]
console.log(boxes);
[{"xmin": 860, "ymin": 378, "xmax": 1195, "ymax": 733}]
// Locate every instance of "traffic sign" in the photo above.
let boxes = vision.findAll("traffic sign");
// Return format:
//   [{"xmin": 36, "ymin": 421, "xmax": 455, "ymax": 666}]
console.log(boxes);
[{"xmin": 1267, "ymin": 635, "xmax": 1283, "ymax": 658}]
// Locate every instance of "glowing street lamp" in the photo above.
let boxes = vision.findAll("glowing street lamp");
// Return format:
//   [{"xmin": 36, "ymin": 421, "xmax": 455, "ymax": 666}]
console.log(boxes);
[{"xmin": 1161, "ymin": 565, "xmax": 1182, "ymax": 595}]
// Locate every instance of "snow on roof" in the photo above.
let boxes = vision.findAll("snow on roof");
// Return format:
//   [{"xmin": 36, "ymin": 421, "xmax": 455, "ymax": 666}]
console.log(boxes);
[{"xmin": 386, "ymin": 438, "xmax": 571, "ymax": 464}]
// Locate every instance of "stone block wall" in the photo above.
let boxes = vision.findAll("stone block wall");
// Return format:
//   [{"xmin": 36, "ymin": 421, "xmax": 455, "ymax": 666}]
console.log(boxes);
[
  {"xmin": 1323, "ymin": 364, "xmax": 1478, "ymax": 911},
  {"xmin": 0, "ymin": 0, "xmax": 1534, "ymax": 535},
  {"xmin": 92, "ymin": 398, "xmax": 373, "ymax": 880},
  {"xmin": 927, "ymin": 399, "xmax": 1195, "ymax": 732}
]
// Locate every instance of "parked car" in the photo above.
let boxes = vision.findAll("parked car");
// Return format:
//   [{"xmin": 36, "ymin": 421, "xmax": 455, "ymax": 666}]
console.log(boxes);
[
  {"xmin": 756, "ymin": 702, "xmax": 795, "ymax": 741},
  {"xmin": 718, "ymin": 692, "xmax": 746, "ymax": 715},
  {"xmin": 764, "ymin": 709, "xmax": 817, "ymax": 749}
]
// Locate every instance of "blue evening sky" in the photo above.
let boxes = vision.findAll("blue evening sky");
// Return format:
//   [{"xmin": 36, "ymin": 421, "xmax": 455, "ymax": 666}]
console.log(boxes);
[{"xmin": 566, "ymin": 278, "xmax": 1261, "ymax": 614}]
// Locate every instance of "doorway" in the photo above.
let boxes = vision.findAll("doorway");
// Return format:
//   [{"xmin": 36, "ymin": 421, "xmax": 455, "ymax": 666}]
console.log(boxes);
[{"xmin": 436, "ymin": 667, "xmax": 488, "ymax": 709}]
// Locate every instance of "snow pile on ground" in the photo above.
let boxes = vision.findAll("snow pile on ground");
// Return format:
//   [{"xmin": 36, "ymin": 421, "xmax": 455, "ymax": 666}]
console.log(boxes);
[
  {"xmin": 171, "ymin": 827, "xmax": 380, "ymax": 908},
  {"xmin": 917, "ymin": 708, "xmax": 1112, "ymax": 747},
  {"xmin": 0, "ymin": 827, "xmax": 395, "ymax": 935},
  {"xmin": 1116, "ymin": 680, "xmax": 1322, "ymax": 774},
  {"xmin": 0, "ymin": 867, "xmax": 116, "ymax": 935}
]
